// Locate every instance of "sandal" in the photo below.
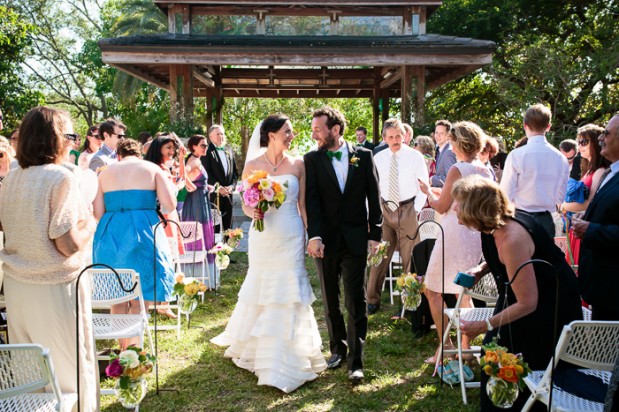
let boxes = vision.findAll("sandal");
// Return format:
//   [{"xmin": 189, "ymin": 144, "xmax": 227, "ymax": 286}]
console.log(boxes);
[
  {"xmin": 438, "ymin": 360, "xmax": 475, "ymax": 386},
  {"xmin": 424, "ymin": 344, "xmax": 456, "ymax": 365}
]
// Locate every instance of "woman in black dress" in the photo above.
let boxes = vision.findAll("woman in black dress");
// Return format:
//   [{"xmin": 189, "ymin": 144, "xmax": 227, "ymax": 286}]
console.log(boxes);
[{"xmin": 452, "ymin": 175, "xmax": 582, "ymax": 411}]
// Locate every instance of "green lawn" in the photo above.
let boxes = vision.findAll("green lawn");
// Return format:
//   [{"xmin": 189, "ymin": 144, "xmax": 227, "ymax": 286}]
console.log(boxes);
[{"xmin": 100, "ymin": 252, "xmax": 480, "ymax": 411}]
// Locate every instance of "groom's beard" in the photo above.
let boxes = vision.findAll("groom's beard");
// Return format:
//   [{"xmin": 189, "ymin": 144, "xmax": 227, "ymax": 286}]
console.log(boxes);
[{"xmin": 318, "ymin": 130, "xmax": 338, "ymax": 151}]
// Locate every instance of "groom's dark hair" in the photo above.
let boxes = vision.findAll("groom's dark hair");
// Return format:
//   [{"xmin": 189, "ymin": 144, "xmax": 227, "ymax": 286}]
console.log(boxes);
[{"xmin": 313, "ymin": 107, "xmax": 346, "ymax": 137}]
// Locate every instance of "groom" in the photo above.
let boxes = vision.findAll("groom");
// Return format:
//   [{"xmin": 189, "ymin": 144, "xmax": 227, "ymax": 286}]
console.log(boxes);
[{"xmin": 305, "ymin": 107, "xmax": 382, "ymax": 384}]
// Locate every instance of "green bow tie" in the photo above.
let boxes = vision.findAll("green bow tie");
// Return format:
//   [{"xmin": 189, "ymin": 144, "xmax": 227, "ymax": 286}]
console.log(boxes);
[
  {"xmin": 216, "ymin": 146, "xmax": 225, "ymax": 151},
  {"xmin": 326, "ymin": 150, "xmax": 342, "ymax": 161}
]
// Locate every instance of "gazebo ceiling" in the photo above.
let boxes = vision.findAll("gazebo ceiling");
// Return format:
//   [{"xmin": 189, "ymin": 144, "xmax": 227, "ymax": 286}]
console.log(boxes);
[{"xmin": 99, "ymin": 34, "xmax": 495, "ymax": 98}]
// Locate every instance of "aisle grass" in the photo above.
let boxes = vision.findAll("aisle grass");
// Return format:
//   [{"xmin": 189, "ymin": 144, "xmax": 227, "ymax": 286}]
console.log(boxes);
[{"xmin": 100, "ymin": 252, "xmax": 480, "ymax": 411}]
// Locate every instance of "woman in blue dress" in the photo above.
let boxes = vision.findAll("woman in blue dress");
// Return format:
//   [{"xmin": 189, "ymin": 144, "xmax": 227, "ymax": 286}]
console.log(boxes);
[
  {"xmin": 182, "ymin": 135, "xmax": 217, "ymax": 287},
  {"xmin": 93, "ymin": 139, "xmax": 177, "ymax": 349}
]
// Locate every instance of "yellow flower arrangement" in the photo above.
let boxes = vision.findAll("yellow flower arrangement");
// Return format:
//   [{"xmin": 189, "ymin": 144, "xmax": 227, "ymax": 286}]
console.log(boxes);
[
  {"xmin": 481, "ymin": 339, "xmax": 531, "ymax": 408},
  {"xmin": 395, "ymin": 273, "xmax": 425, "ymax": 310}
]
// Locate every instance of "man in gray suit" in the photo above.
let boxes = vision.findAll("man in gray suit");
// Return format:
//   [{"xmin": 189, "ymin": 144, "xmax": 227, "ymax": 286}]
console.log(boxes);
[
  {"xmin": 431, "ymin": 119, "xmax": 456, "ymax": 187},
  {"xmin": 89, "ymin": 119, "xmax": 126, "ymax": 173}
]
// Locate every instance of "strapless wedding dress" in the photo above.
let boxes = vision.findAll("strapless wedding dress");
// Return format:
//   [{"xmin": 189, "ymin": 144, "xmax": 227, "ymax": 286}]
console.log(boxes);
[{"xmin": 211, "ymin": 174, "xmax": 327, "ymax": 393}]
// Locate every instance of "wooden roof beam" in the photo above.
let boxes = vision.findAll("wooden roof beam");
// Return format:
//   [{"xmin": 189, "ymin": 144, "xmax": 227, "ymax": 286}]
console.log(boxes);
[
  {"xmin": 193, "ymin": 68, "xmax": 215, "ymax": 87},
  {"xmin": 116, "ymin": 64, "xmax": 169, "ymax": 90},
  {"xmin": 426, "ymin": 64, "xmax": 483, "ymax": 90},
  {"xmin": 380, "ymin": 67, "xmax": 402, "ymax": 88}
]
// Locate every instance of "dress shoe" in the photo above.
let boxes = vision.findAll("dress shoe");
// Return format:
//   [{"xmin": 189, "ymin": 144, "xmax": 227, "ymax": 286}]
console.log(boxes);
[
  {"xmin": 326, "ymin": 354, "xmax": 344, "ymax": 369},
  {"xmin": 367, "ymin": 303, "xmax": 380, "ymax": 314},
  {"xmin": 348, "ymin": 369, "xmax": 364, "ymax": 384}
]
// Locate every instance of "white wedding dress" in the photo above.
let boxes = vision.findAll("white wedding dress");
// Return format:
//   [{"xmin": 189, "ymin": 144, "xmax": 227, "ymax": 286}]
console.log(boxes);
[{"xmin": 211, "ymin": 174, "xmax": 327, "ymax": 393}]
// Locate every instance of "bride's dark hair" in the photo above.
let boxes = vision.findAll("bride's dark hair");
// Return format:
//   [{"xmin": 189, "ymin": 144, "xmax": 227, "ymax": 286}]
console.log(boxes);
[{"xmin": 260, "ymin": 114, "xmax": 289, "ymax": 148}]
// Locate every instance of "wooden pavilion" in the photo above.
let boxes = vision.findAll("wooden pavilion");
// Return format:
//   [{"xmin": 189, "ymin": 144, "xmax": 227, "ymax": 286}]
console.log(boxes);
[{"xmin": 99, "ymin": 0, "xmax": 495, "ymax": 140}]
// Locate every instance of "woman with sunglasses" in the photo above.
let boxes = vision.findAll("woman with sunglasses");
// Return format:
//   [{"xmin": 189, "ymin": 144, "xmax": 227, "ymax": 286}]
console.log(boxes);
[
  {"xmin": 180, "ymin": 135, "xmax": 217, "ymax": 287},
  {"xmin": 78, "ymin": 125, "xmax": 102, "ymax": 170},
  {"xmin": 560, "ymin": 124, "xmax": 610, "ymax": 267}
]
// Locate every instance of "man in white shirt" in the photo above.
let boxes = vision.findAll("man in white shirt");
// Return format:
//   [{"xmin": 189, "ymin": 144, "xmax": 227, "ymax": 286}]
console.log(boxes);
[
  {"xmin": 367, "ymin": 118, "xmax": 429, "ymax": 314},
  {"xmin": 431, "ymin": 119, "xmax": 457, "ymax": 187},
  {"xmin": 500, "ymin": 103, "xmax": 569, "ymax": 237}
]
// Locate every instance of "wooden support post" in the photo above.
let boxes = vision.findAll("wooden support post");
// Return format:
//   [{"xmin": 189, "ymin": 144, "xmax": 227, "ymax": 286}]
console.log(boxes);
[
  {"xmin": 169, "ymin": 64, "xmax": 178, "ymax": 122},
  {"xmin": 205, "ymin": 90, "xmax": 214, "ymax": 129},
  {"xmin": 372, "ymin": 68, "xmax": 381, "ymax": 144},
  {"xmin": 215, "ymin": 87, "xmax": 223, "ymax": 124},
  {"xmin": 182, "ymin": 5, "xmax": 191, "ymax": 34},
  {"xmin": 401, "ymin": 65, "xmax": 413, "ymax": 124},
  {"xmin": 403, "ymin": 7, "xmax": 413, "ymax": 35},
  {"xmin": 381, "ymin": 89, "xmax": 390, "ymax": 124},
  {"xmin": 419, "ymin": 7, "xmax": 427, "ymax": 35},
  {"xmin": 329, "ymin": 11, "xmax": 340, "ymax": 35},
  {"xmin": 414, "ymin": 66, "xmax": 426, "ymax": 126},
  {"xmin": 167, "ymin": 5, "xmax": 175, "ymax": 34},
  {"xmin": 181, "ymin": 65, "xmax": 194, "ymax": 118}
]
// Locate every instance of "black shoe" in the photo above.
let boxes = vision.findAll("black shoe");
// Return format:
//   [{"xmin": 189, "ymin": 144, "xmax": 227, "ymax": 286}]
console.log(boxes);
[
  {"xmin": 367, "ymin": 303, "xmax": 380, "ymax": 314},
  {"xmin": 348, "ymin": 369, "xmax": 364, "ymax": 385},
  {"xmin": 326, "ymin": 354, "xmax": 344, "ymax": 369}
]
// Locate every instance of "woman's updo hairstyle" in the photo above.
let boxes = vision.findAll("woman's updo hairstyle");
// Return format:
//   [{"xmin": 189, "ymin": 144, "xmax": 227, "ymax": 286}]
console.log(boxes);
[{"xmin": 260, "ymin": 114, "xmax": 290, "ymax": 148}]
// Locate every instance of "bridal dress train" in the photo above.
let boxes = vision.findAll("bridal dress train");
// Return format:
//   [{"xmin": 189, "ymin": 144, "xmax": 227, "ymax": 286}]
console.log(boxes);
[{"xmin": 211, "ymin": 174, "xmax": 327, "ymax": 393}]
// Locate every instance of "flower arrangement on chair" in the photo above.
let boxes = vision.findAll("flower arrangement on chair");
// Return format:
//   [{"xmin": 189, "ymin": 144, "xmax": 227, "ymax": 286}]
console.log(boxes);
[
  {"xmin": 208, "ymin": 243, "xmax": 234, "ymax": 270},
  {"xmin": 481, "ymin": 339, "xmax": 531, "ymax": 409},
  {"xmin": 367, "ymin": 240, "xmax": 389, "ymax": 267},
  {"xmin": 395, "ymin": 272, "xmax": 425, "ymax": 311},
  {"xmin": 173, "ymin": 273, "xmax": 207, "ymax": 314},
  {"xmin": 224, "ymin": 227, "xmax": 244, "ymax": 248},
  {"xmin": 240, "ymin": 170, "xmax": 288, "ymax": 232},
  {"xmin": 105, "ymin": 346, "xmax": 156, "ymax": 409}
]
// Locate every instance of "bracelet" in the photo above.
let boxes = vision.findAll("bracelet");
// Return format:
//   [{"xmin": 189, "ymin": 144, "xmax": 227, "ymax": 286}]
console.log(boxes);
[{"xmin": 485, "ymin": 319, "xmax": 494, "ymax": 331}]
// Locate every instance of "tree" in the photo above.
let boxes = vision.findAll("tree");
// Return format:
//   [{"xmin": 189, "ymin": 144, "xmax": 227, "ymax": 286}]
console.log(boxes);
[
  {"xmin": 0, "ymin": 4, "xmax": 43, "ymax": 130},
  {"xmin": 426, "ymin": 0, "xmax": 619, "ymax": 147}
]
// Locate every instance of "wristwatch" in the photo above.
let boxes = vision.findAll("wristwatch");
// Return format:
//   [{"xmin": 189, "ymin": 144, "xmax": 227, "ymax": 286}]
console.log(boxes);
[{"xmin": 485, "ymin": 319, "xmax": 494, "ymax": 331}]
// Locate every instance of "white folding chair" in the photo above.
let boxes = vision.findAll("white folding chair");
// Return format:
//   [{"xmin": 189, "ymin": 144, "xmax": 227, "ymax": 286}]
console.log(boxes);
[
  {"xmin": 442, "ymin": 272, "xmax": 499, "ymax": 404},
  {"xmin": 89, "ymin": 269, "xmax": 154, "ymax": 395},
  {"xmin": 384, "ymin": 251, "xmax": 402, "ymax": 305},
  {"xmin": 522, "ymin": 320, "xmax": 619, "ymax": 412},
  {"xmin": 0, "ymin": 343, "xmax": 76, "ymax": 411},
  {"xmin": 178, "ymin": 221, "xmax": 218, "ymax": 291},
  {"xmin": 417, "ymin": 207, "xmax": 439, "ymax": 241}
]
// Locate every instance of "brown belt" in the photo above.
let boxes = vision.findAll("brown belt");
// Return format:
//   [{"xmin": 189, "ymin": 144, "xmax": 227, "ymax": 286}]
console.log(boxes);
[{"xmin": 381, "ymin": 197, "xmax": 415, "ymax": 207}]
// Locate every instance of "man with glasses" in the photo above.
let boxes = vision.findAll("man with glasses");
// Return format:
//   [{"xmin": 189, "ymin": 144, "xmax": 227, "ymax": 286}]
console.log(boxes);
[
  {"xmin": 500, "ymin": 104, "xmax": 569, "ymax": 237},
  {"xmin": 89, "ymin": 119, "xmax": 126, "ymax": 174},
  {"xmin": 559, "ymin": 139, "xmax": 582, "ymax": 180},
  {"xmin": 573, "ymin": 114, "xmax": 619, "ymax": 321}
]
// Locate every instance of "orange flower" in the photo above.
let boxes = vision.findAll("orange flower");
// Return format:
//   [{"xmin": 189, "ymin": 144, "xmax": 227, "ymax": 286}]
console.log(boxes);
[
  {"xmin": 498, "ymin": 365, "xmax": 519, "ymax": 383},
  {"xmin": 485, "ymin": 351, "xmax": 499, "ymax": 364},
  {"xmin": 246, "ymin": 170, "xmax": 269, "ymax": 184},
  {"xmin": 272, "ymin": 181, "xmax": 282, "ymax": 193},
  {"xmin": 175, "ymin": 273, "xmax": 185, "ymax": 284}
]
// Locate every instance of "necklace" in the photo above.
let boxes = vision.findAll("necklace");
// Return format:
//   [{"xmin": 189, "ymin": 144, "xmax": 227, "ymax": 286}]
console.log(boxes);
[{"xmin": 263, "ymin": 153, "xmax": 285, "ymax": 172}]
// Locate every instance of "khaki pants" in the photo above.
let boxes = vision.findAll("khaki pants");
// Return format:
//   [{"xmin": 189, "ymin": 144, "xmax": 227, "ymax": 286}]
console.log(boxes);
[
  {"xmin": 367, "ymin": 201, "xmax": 419, "ymax": 305},
  {"xmin": 5, "ymin": 276, "xmax": 100, "ymax": 412}
]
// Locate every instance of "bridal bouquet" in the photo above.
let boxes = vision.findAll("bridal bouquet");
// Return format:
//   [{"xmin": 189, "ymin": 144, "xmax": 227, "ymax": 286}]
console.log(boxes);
[
  {"xmin": 396, "ymin": 272, "xmax": 426, "ymax": 310},
  {"xmin": 367, "ymin": 240, "xmax": 389, "ymax": 267},
  {"xmin": 224, "ymin": 227, "xmax": 244, "ymax": 248},
  {"xmin": 241, "ymin": 170, "xmax": 288, "ymax": 232},
  {"xmin": 481, "ymin": 339, "xmax": 531, "ymax": 408},
  {"xmin": 209, "ymin": 242, "xmax": 234, "ymax": 270}
]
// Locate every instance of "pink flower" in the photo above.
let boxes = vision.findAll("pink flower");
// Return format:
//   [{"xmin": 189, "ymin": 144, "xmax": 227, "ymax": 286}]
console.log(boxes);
[
  {"xmin": 262, "ymin": 188, "xmax": 275, "ymax": 201},
  {"xmin": 106, "ymin": 358, "xmax": 123, "ymax": 378},
  {"xmin": 243, "ymin": 187, "xmax": 260, "ymax": 208}
]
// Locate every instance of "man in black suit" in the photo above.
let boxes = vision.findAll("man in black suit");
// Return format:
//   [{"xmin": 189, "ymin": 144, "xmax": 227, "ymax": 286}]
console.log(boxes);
[
  {"xmin": 305, "ymin": 107, "xmax": 382, "ymax": 384},
  {"xmin": 573, "ymin": 114, "xmax": 619, "ymax": 320},
  {"xmin": 355, "ymin": 126, "xmax": 375, "ymax": 150},
  {"xmin": 202, "ymin": 124, "xmax": 239, "ymax": 235}
]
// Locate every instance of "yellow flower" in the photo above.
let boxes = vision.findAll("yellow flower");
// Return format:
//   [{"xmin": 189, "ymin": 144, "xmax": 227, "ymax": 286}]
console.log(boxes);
[
  {"xmin": 515, "ymin": 365, "xmax": 524, "ymax": 375},
  {"xmin": 501, "ymin": 353, "xmax": 518, "ymax": 366},
  {"xmin": 175, "ymin": 273, "xmax": 185, "ymax": 284},
  {"xmin": 483, "ymin": 364, "xmax": 493, "ymax": 376},
  {"xmin": 274, "ymin": 191, "xmax": 286, "ymax": 203},
  {"xmin": 396, "ymin": 276, "xmax": 405, "ymax": 288},
  {"xmin": 258, "ymin": 178, "xmax": 272, "ymax": 190},
  {"xmin": 184, "ymin": 283, "xmax": 199, "ymax": 296},
  {"xmin": 198, "ymin": 283, "xmax": 208, "ymax": 292}
]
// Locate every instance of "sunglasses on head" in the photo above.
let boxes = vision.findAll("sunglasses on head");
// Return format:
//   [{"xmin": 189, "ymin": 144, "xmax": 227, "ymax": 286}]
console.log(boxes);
[
  {"xmin": 577, "ymin": 138, "xmax": 590, "ymax": 146},
  {"xmin": 199, "ymin": 143, "xmax": 207, "ymax": 148},
  {"xmin": 65, "ymin": 133, "xmax": 80, "ymax": 142}
]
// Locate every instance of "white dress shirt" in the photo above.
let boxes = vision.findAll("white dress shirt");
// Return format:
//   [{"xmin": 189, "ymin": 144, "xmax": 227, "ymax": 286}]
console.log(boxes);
[
  {"xmin": 216, "ymin": 148, "xmax": 229, "ymax": 175},
  {"xmin": 500, "ymin": 135, "xmax": 569, "ymax": 212},
  {"xmin": 331, "ymin": 142, "xmax": 349, "ymax": 192},
  {"xmin": 374, "ymin": 145, "xmax": 429, "ymax": 212}
]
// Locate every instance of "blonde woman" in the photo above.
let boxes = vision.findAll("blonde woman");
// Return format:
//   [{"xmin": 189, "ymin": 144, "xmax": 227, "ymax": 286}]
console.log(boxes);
[{"xmin": 418, "ymin": 121, "xmax": 493, "ymax": 365}]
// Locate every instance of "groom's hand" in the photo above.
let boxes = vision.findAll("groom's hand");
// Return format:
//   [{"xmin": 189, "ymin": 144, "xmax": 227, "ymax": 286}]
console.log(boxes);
[
  {"xmin": 308, "ymin": 239, "xmax": 325, "ymax": 258},
  {"xmin": 367, "ymin": 240, "xmax": 379, "ymax": 256}
]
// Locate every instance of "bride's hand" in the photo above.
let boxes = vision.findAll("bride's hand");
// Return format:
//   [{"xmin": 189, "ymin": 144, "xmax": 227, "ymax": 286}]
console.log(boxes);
[
  {"xmin": 417, "ymin": 178, "xmax": 430, "ymax": 195},
  {"xmin": 253, "ymin": 208, "xmax": 264, "ymax": 220}
]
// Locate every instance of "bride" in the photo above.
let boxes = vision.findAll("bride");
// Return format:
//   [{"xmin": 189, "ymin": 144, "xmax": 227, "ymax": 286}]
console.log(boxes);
[{"xmin": 211, "ymin": 114, "xmax": 327, "ymax": 393}]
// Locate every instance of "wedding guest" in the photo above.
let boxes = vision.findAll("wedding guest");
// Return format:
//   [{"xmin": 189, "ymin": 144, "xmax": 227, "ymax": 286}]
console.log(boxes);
[
  {"xmin": 560, "ymin": 138, "xmax": 582, "ymax": 181},
  {"xmin": 0, "ymin": 106, "xmax": 99, "ymax": 411},
  {"xmin": 478, "ymin": 137, "xmax": 500, "ymax": 181},
  {"xmin": 68, "ymin": 132, "xmax": 82, "ymax": 165},
  {"xmin": 500, "ymin": 104, "xmax": 569, "ymax": 237},
  {"xmin": 559, "ymin": 124, "xmax": 609, "ymax": 267},
  {"xmin": 414, "ymin": 135, "xmax": 437, "ymax": 178},
  {"xmin": 355, "ymin": 126, "xmax": 375, "ymax": 150},
  {"xmin": 202, "ymin": 124, "xmax": 238, "ymax": 237},
  {"xmin": 367, "ymin": 118, "xmax": 428, "ymax": 314},
  {"xmin": 138, "ymin": 131, "xmax": 153, "ymax": 155},
  {"xmin": 431, "ymin": 119, "xmax": 457, "ymax": 187},
  {"xmin": 455, "ymin": 175, "xmax": 581, "ymax": 411},
  {"xmin": 403, "ymin": 123, "xmax": 414, "ymax": 146},
  {"xmin": 0, "ymin": 137, "xmax": 13, "ymax": 186},
  {"xmin": 94, "ymin": 138, "xmax": 178, "ymax": 343},
  {"xmin": 418, "ymin": 121, "xmax": 493, "ymax": 365},
  {"xmin": 89, "ymin": 118, "xmax": 126, "ymax": 173},
  {"xmin": 78, "ymin": 125, "xmax": 102, "ymax": 170}
]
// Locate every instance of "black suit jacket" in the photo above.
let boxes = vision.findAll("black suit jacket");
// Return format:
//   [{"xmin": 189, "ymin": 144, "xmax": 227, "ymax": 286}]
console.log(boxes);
[
  {"xmin": 201, "ymin": 143, "xmax": 238, "ymax": 188},
  {"xmin": 570, "ymin": 153, "xmax": 582, "ymax": 181},
  {"xmin": 304, "ymin": 145, "xmax": 382, "ymax": 257},
  {"xmin": 578, "ymin": 171, "xmax": 619, "ymax": 310},
  {"xmin": 357, "ymin": 140, "xmax": 375, "ymax": 151}
]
